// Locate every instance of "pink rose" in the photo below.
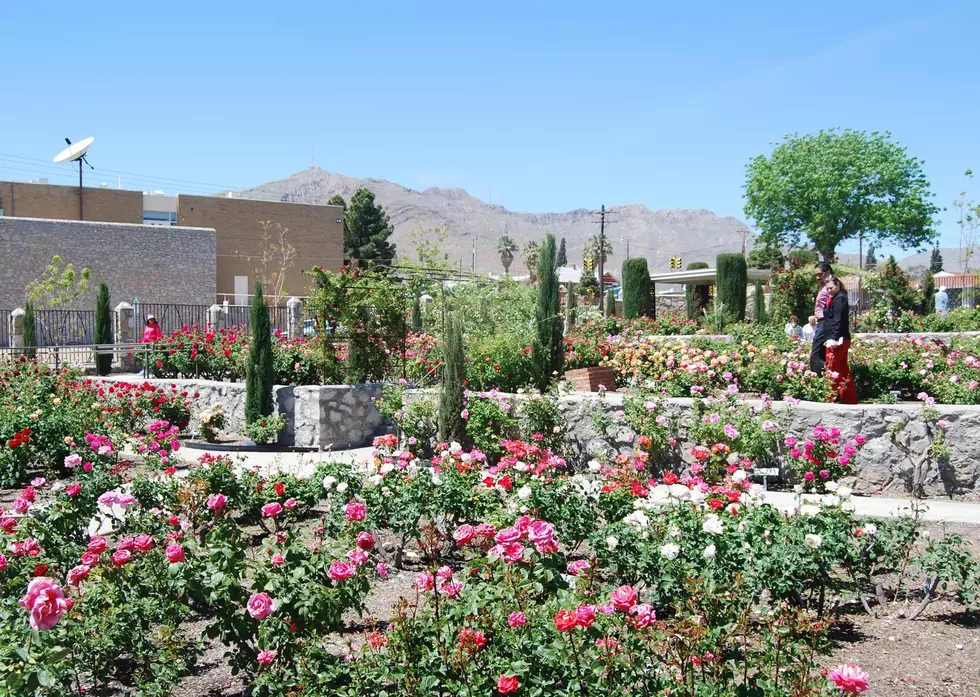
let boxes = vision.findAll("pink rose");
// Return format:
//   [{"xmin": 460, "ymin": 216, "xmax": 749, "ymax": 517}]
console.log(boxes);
[
  {"xmin": 475, "ymin": 523, "xmax": 496, "ymax": 539},
  {"xmin": 853, "ymin": 434, "xmax": 866, "ymax": 446},
  {"xmin": 344, "ymin": 501, "xmax": 366, "ymax": 522},
  {"xmin": 440, "ymin": 580, "xmax": 463, "ymax": 598},
  {"xmin": 502, "ymin": 542, "xmax": 525, "ymax": 563},
  {"xmin": 829, "ymin": 664, "xmax": 869, "ymax": 694},
  {"xmin": 804, "ymin": 471, "xmax": 815, "ymax": 482},
  {"xmin": 13, "ymin": 498, "xmax": 30, "ymax": 514},
  {"xmin": 567, "ymin": 560, "xmax": 591, "ymax": 576},
  {"xmin": 494, "ymin": 527, "xmax": 521, "ymax": 544},
  {"xmin": 327, "ymin": 561, "xmax": 355, "ymax": 582},
  {"xmin": 66, "ymin": 565, "xmax": 91, "ymax": 585},
  {"xmin": 247, "ymin": 592, "xmax": 275, "ymax": 620},
  {"xmin": 88, "ymin": 536, "xmax": 108, "ymax": 554},
  {"xmin": 166, "ymin": 545, "xmax": 186, "ymax": 563},
  {"xmin": 206, "ymin": 493, "xmax": 227, "ymax": 512},
  {"xmin": 133, "ymin": 534, "xmax": 155, "ymax": 552},
  {"xmin": 453, "ymin": 524, "xmax": 476, "ymax": 545},
  {"xmin": 0, "ymin": 554, "xmax": 6, "ymax": 571},
  {"xmin": 270, "ymin": 553, "xmax": 285, "ymax": 566},
  {"xmin": 117, "ymin": 536, "xmax": 135, "ymax": 551},
  {"xmin": 65, "ymin": 484, "xmax": 82, "ymax": 497},
  {"xmin": 262, "ymin": 502, "xmax": 283, "ymax": 518},
  {"xmin": 80, "ymin": 551, "xmax": 99, "ymax": 567},
  {"xmin": 284, "ymin": 498, "xmax": 298, "ymax": 510},
  {"xmin": 610, "ymin": 585, "xmax": 638, "ymax": 611},
  {"xmin": 436, "ymin": 566, "xmax": 453, "ymax": 580},
  {"xmin": 347, "ymin": 548, "xmax": 369, "ymax": 567},
  {"xmin": 355, "ymin": 531, "xmax": 376, "ymax": 551},
  {"xmin": 416, "ymin": 572, "xmax": 434, "ymax": 592},
  {"xmin": 112, "ymin": 550, "xmax": 132, "ymax": 566},
  {"xmin": 19, "ymin": 577, "xmax": 69, "ymax": 630},
  {"xmin": 507, "ymin": 611, "xmax": 527, "ymax": 627},
  {"xmin": 257, "ymin": 649, "xmax": 278, "ymax": 665},
  {"xmin": 376, "ymin": 563, "xmax": 389, "ymax": 579},
  {"xmin": 629, "ymin": 603, "xmax": 656, "ymax": 629},
  {"xmin": 527, "ymin": 521, "xmax": 555, "ymax": 547},
  {"xmin": 574, "ymin": 604, "xmax": 596, "ymax": 628}
]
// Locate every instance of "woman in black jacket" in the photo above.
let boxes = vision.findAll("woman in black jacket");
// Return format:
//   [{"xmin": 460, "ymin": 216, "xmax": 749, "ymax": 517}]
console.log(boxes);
[{"xmin": 821, "ymin": 275, "xmax": 857, "ymax": 404}]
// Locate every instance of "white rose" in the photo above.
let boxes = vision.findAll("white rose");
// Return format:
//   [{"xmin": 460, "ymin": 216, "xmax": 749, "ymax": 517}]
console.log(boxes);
[
  {"xmin": 367, "ymin": 474, "xmax": 383, "ymax": 487},
  {"xmin": 431, "ymin": 472, "xmax": 442, "ymax": 486},
  {"xmin": 702, "ymin": 514, "xmax": 724, "ymax": 535},
  {"xmin": 805, "ymin": 533, "xmax": 822, "ymax": 548},
  {"xmin": 380, "ymin": 463, "xmax": 395, "ymax": 475},
  {"xmin": 606, "ymin": 536, "xmax": 619, "ymax": 550},
  {"xmin": 514, "ymin": 462, "xmax": 529, "ymax": 473},
  {"xmin": 669, "ymin": 484, "xmax": 691, "ymax": 500},
  {"xmin": 588, "ymin": 460, "xmax": 603, "ymax": 473},
  {"xmin": 824, "ymin": 481, "xmax": 839, "ymax": 492},
  {"xmin": 624, "ymin": 510, "xmax": 650, "ymax": 529},
  {"xmin": 688, "ymin": 488, "xmax": 706, "ymax": 505},
  {"xmin": 322, "ymin": 475, "xmax": 337, "ymax": 491},
  {"xmin": 703, "ymin": 544, "xmax": 716, "ymax": 559},
  {"xmin": 799, "ymin": 505, "xmax": 821, "ymax": 517},
  {"xmin": 731, "ymin": 470, "xmax": 747, "ymax": 483},
  {"xmin": 337, "ymin": 482, "xmax": 349, "ymax": 493},
  {"xmin": 660, "ymin": 543, "xmax": 681, "ymax": 560},
  {"xmin": 460, "ymin": 453, "xmax": 472, "ymax": 463},
  {"xmin": 837, "ymin": 486, "xmax": 853, "ymax": 497},
  {"xmin": 863, "ymin": 523, "xmax": 878, "ymax": 536},
  {"xmin": 449, "ymin": 442, "xmax": 463, "ymax": 454},
  {"xmin": 517, "ymin": 485, "xmax": 532, "ymax": 500}
]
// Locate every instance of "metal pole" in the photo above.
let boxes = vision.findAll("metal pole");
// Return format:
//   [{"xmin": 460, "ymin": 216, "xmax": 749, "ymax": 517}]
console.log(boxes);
[
  {"xmin": 598, "ymin": 205, "xmax": 606, "ymax": 317},
  {"xmin": 857, "ymin": 231, "xmax": 863, "ymax": 314},
  {"xmin": 78, "ymin": 159, "xmax": 83, "ymax": 220}
]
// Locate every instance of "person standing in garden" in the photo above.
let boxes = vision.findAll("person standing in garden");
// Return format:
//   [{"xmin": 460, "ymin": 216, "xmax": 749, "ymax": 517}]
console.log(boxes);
[
  {"xmin": 802, "ymin": 315, "xmax": 817, "ymax": 343},
  {"xmin": 809, "ymin": 262, "xmax": 833, "ymax": 375},
  {"xmin": 784, "ymin": 315, "xmax": 804, "ymax": 340},
  {"xmin": 934, "ymin": 285, "xmax": 949, "ymax": 316},
  {"xmin": 142, "ymin": 315, "xmax": 163, "ymax": 342},
  {"xmin": 822, "ymin": 275, "xmax": 858, "ymax": 404}
]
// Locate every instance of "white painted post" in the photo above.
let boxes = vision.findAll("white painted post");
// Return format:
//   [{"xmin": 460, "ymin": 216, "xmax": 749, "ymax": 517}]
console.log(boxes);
[
  {"xmin": 208, "ymin": 304, "xmax": 224, "ymax": 330},
  {"xmin": 9, "ymin": 308, "xmax": 24, "ymax": 349},
  {"xmin": 114, "ymin": 302, "xmax": 136, "ymax": 372},
  {"xmin": 286, "ymin": 296, "xmax": 303, "ymax": 339}
]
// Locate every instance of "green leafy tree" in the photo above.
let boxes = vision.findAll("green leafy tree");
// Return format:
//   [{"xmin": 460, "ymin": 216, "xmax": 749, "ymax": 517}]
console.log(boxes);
[
  {"xmin": 438, "ymin": 313, "xmax": 466, "ymax": 444},
  {"xmin": 245, "ymin": 282, "xmax": 275, "ymax": 427},
  {"xmin": 532, "ymin": 233, "xmax": 563, "ymax": 391},
  {"xmin": 344, "ymin": 188, "xmax": 396, "ymax": 268},
  {"xmin": 21, "ymin": 302, "xmax": 36, "ymax": 358},
  {"xmin": 747, "ymin": 240, "xmax": 785, "ymax": 271},
  {"xmin": 497, "ymin": 235, "xmax": 518, "ymax": 275},
  {"xmin": 743, "ymin": 129, "xmax": 940, "ymax": 260},
  {"xmin": 788, "ymin": 249, "xmax": 818, "ymax": 267},
  {"xmin": 865, "ymin": 243, "xmax": 878, "ymax": 270},
  {"xmin": 716, "ymin": 253, "xmax": 748, "ymax": 324},
  {"xmin": 583, "ymin": 234, "xmax": 612, "ymax": 271},
  {"xmin": 94, "ymin": 283, "xmax": 112, "ymax": 376},
  {"xmin": 605, "ymin": 289, "xmax": 617, "ymax": 317},
  {"xmin": 622, "ymin": 257, "xmax": 650, "ymax": 319},
  {"xmin": 866, "ymin": 256, "xmax": 923, "ymax": 314},
  {"xmin": 753, "ymin": 280, "xmax": 766, "ymax": 323},
  {"xmin": 921, "ymin": 269, "xmax": 935, "ymax": 315},
  {"xmin": 930, "ymin": 247, "xmax": 944, "ymax": 273},
  {"xmin": 565, "ymin": 283, "xmax": 578, "ymax": 330},
  {"xmin": 578, "ymin": 273, "xmax": 599, "ymax": 302},
  {"xmin": 522, "ymin": 240, "xmax": 541, "ymax": 279},
  {"xmin": 685, "ymin": 261, "xmax": 710, "ymax": 320},
  {"xmin": 556, "ymin": 237, "xmax": 568, "ymax": 267}
]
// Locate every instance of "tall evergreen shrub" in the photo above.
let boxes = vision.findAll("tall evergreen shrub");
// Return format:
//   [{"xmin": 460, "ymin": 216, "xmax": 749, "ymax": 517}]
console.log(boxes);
[
  {"xmin": 22, "ymin": 301, "xmax": 36, "ymax": 359},
  {"xmin": 622, "ymin": 257, "xmax": 650, "ymax": 319},
  {"xmin": 685, "ymin": 261, "xmax": 710, "ymax": 320},
  {"xmin": 605, "ymin": 289, "xmax": 617, "ymax": 317},
  {"xmin": 921, "ymin": 269, "xmax": 935, "ymax": 315},
  {"xmin": 753, "ymin": 280, "xmax": 766, "ymax": 323},
  {"xmin": 438, "ymin": 313, "xmax": 466, "ymax": 444},
  {"xmin": 245, "ymin": 282, "xmax": 275, "ymax": 425},
  {"xmin": 94, "ymin": 283, "xmax": 112, "ymax": 376},
  {"xmin": 565, "ymin": 284, "xmax": 578, "ymax": 330},
  {"xmin": 532, "ymin": 233, "xmax": 563, "ymax": 391},
  {"xmin": 716, "ymin": 253, "xmax": 748, "ymax": 323}
]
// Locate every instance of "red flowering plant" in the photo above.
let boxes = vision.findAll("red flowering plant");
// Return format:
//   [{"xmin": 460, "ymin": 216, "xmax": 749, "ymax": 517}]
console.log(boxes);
[{"xmin": 785, "ymin": 426, "xmax": 866, "ymax": 493}]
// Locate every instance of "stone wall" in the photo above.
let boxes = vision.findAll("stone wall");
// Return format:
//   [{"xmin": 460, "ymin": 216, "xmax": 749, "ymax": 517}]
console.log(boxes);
[
  {"xmin": 103, "ymin": 376, "xmax": 385, "ymax": 450},
  {"xmin": 0, "ymin": 217, "xmax": 216, "ymax": 309}
]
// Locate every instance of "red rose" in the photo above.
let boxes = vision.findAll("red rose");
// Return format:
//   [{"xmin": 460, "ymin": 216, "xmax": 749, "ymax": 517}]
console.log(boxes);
[
  {"xmin": 553, "ymin": 609, "xmax": 578, "ymax": 632},
  {"xmin": 497, "ymin": 674, "xmax": 520, "ymax": 694}
]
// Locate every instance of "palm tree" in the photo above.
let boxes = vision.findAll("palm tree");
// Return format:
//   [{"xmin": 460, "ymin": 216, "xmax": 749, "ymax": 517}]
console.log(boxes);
[
  {"xmin": 522, "ymin": 241, "xmax": 541, "ymax": 280},
  {"xmin": 582, "ymin": 234, "xmax": 613, "ymax": 273},
  {"xmin": 497, "ymin": 235, "xmax": 518, "ymax": 275}
]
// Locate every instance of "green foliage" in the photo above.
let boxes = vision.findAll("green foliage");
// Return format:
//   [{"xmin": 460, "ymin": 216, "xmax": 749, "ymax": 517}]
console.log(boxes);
[
  {"xmin": 438, "ymin": 313, "xmax": 467, "ymax": 444},
  {"xmin": 24, "ymin": 255, "xmax": 92, "ymax": 309},
  {"xmin": 497, "ymin": 235, "xmax": 518, "ymax": 274},
  {"xmin": 94, "ymin": 283, "xmax": 112, "ymax": 376},
  {"xmin": 684, "ymin": 261, "xmax": 710, "ymax": 321},
  {"xmin": 865, "ymin": 242, "xmax": 878, "ymax": 270},
  {"xmin": 522, "ymin": 240, "xmax": 540, "ymax": 277},
  {"xmin": 744, "ymin": 128, "xmax": 940, "ymax": 259},
  {"xmin": 565, "ymin": 283, "xmax": 577, "ymax": 329},
  {"xmin": 747, "ymin": 240, "xmax": 784, "ymax": 270},
  {"xmin": 532, "ymin": 233, "xmax": 564, "ymax": 391},
  {"xmin": 788, "ymin": 248, "xmax": 818, "ymax": 266},
  {"xmin": 244, "ymin": 414, "xmax": 285, "ymax": 444},
  {"xmin": 921, "ymin": 269, "xmax": 935, "ymax": 315},
  {"xmin": 245, "ymin": 282, "xmax": 274, "ymax": 426},
  {"xmin": 604, "ymin": 288, "xmax": 616, "ymax": 316},
  {"xmin": 556, "ymin": 236, "xmax": 568, "ymax": 267},
  {"xmin": 930, "ymin": 247, "xmax": 944, "ymax": 273},
  {"xmin": 22, "ymin": 302, "xmax": 36, "ymax": 357},
  {"xmin": 343, "ymin": 188, "xmax": 396, "ymax": 267},
  {"xmin": 769, "ymin": 264, "xmax": 819, "ymax": 324},
  {"xmin": 753, "ymin": 279, "xmax": 766, "ymax": 322},
  {"xmin": 865, "ymin": 256, "xmax": 922, "ymax": 314},
  {"xmin": 622, "ymin": 257, "xmax": 650, "ymax": 319},
  {"xmin": 716, "ymin": 253, "xmax": 748, "ymax": 323},
  {"xmin": 582, "ymin": 233, "xmax": 612, "ymax": 271},
  {"xmin": 578, "ymin": 272, "xmax": 599, "ymax": 302}
]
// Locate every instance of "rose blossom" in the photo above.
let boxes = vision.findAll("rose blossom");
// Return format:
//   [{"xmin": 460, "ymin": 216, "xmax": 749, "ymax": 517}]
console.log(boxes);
[
  {"xmin": 629, "ymin": 603, "xmax": 656, "ymax": 629},
  {"xmin": 65, "ymin": 483, "xmax": 82, "ymax": 497},
  {"xmin": 497, "ymin": 674, "xmax": 520, "ymax": 694},
  {"xmin": 166, "ymin": 544, "xmax": 186, "ymax": 563},
  {"xmin": 376, "ymin": 562, "xmax": 389, "ymax": 579},
  {"xmin": 66, "ymin": 565, "xmax": 91, "ymax": 585},
  {"xmin": 553, "ymin": 608, "xmax": 578, "ymax": 632},
  {"xmin": 567, "ymin": 559, "xmax": 591, "ymax": 576},
  {"xmin": 347, "ymin": 548, "xmax": 369, "ymax": 567},
  {"xmin": 270, "ymin": 553, "xmax": 285, "ymax": 566},
  {"xmin": 828, "ymin": 663, "xmax": 869, "ymax": 693},
  {"xmin": 327, "ymin": 561, "xmax": 356, "ymax": 581},
  {"xmin": 19, "ymin": 577, "xmax": 70, "ymax": 630},
  {"xmin": 345, "ymin": 501, "xmax": 367, "ymax": 521},
  {"xmin": 112, "ymin": 550, "xmax": 132, "ymax": 566},
  {"xmin": 610, "ymin": 585, "xmax": 638, "ymax": 611},
  {"xmin": 574, "ymin": 604, "xmax": 596, "ymax": 628},
  {"xmin": 453, "ymin": 524, "xmax": 476, "ymax": 545},
  {"xmin": 527, "ymin": 520, "xmax": 556, "ymax": 548},
  {"xmin": 262, "ymin": 502, "xmax": 283, "ymax": 518},
  {"xmin": 247, "ymin": 592, "xmax": 275, "ymax": 620},
  {"xmin": 440, "ymin": 580, "xmax": 463, "ymax": 598},
  {"xmin": 494, "ymin": 527, "xmax": 521, "ymax": 544},
  {"xmin": 206, "ymin": 493, "xmax": 227, "ymax": 512},
  {"xmin": 257, "ymin": 649, "xmax": 278, "ymax": 665},
  {"xmin": 355, "ymin": 531, "xmax": 376, "ymax": 551},
  {"xmin": 133, "ymin": 534, "xmax": 155, "ymax": 552},
  {"xmin": 507, "ymin": 611, "xmax": 527, "ymax": 627},
  {"xmin": 80, "ymin": 551, "xmax": 99, "ymax": 567}
]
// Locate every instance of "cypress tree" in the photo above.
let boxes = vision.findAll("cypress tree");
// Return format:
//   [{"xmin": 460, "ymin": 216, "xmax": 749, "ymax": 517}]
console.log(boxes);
[
  {"xmin": 556, "ymin": 237, "xmax": 568, "ymax": 267},
  {"xmin": 685, "ymin": 261, "xmax": 710, "ymax": 320},
  {"xmin": 532, "ymin": 233, "xmax": 563, "ymax": 391},
  {"xmin": 622, "ymin": 257, "xmax": 650, "ymax": 319},
  {"xmin": 753, "ymin": 280, "xmax": 766, "ymax": 323},
  {"xmin": 438, "ymin": 313, "xmax": 467, "ymax": 444},
  {"xmin": 22, "ymin": 301, "xmax": 36, "ymax": 359},
  {"xmin": 922, "ymin": 269, "xmax": 935, "ymax": 315},
  {"xmin": 565, "ymin": 283, "xmax": 578, "ymax": 330},
  {"xmin": 245, "ymin": 282, "xmax": 275, "ymax": 425},
  {"xmin": 716, "ymin": 253, "xmax": 748, "ymax": 323},
  {"xmin": 605, "ymin": 289, "xmax": 617, "ymax": 317},
  {"xmin": 94, "ymin": 283, "xmax": 112, "ymax": 375}
]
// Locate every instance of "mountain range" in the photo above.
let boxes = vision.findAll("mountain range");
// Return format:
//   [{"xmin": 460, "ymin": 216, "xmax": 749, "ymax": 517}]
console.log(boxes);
[{"xmin": 232, "ymin": 168, "xmax": 752, "ymax": 275}]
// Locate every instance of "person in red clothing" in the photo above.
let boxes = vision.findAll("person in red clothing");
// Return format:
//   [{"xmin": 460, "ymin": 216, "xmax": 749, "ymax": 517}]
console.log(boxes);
[
  {"xmin": 821, "ymin": 275, "xmax": 858, "ymax": 404},
  {"xmin": 142, "ymin": 315, "xmax": 163, "ymax": 342},
  {"xmin": 809, "ymin": 262, "xmax": 833, "ymax": 375}
]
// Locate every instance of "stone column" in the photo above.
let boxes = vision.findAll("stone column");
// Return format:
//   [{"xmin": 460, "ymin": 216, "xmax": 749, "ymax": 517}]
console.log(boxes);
[
  {"xmin": 114, "ymin": 302, "xmax": 137, "ymax": 372},
  {"xmin": 9, "ymin": 308, "xmax": 24, "ymax": 349},
  {"xmin": 286, "ymin": 296, "xmax": 304, "ymax": 339},
  {"xmin": 208, "ymin": 304, "xmax": 224, "ymax": 330}
]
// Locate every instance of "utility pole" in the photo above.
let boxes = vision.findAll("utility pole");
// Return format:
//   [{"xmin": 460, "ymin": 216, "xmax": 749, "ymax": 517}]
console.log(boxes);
[
  {"xmin": 595, "ymin": 205, "xmax": 614, "ymax": 316},
  {"xmin": 739, "ymin": 228, "xmax": 751, "ymax": 257},
  {"xmin": 857, "ymin": 230, "xmax": 863, "ymax": 313}
]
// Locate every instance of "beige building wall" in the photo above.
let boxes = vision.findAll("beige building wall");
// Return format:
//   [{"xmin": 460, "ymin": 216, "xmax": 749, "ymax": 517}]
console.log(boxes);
[
  {"xmin": 0, "ymin": 181, "xmax": 142, "ymax": 223},
  {"xmin": 177, "ymin": 195, "xmax": 344, "ymax": 304}
]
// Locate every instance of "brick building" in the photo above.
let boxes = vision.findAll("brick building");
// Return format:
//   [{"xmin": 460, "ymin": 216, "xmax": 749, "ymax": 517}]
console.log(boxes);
[{"xmin": 0, "ymin": 180, "xmax": 344, "ymax": 304}]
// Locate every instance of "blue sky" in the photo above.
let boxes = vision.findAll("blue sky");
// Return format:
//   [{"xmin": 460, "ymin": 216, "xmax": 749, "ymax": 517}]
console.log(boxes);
[{"xmin": 2, "ymin": 0, "xmax": 978, "ymax": 260}]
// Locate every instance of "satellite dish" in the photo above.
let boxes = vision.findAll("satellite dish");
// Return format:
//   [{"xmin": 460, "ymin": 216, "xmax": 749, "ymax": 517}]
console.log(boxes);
[{"xmin": 53, "ymin": 136, "xmax": 95, "ymax": 163}]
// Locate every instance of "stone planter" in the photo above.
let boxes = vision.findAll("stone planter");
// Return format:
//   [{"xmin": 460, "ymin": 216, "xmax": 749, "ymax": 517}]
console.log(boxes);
[{"xmin": 565, "ymin": 367, "xmax": 617, "ymax": 393}]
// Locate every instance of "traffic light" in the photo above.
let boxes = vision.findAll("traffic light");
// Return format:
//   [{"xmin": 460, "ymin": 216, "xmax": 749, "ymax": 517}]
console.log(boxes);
[{"xmin": 669, "ymin": 256, "xmax": 682, "ymax": 269}]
